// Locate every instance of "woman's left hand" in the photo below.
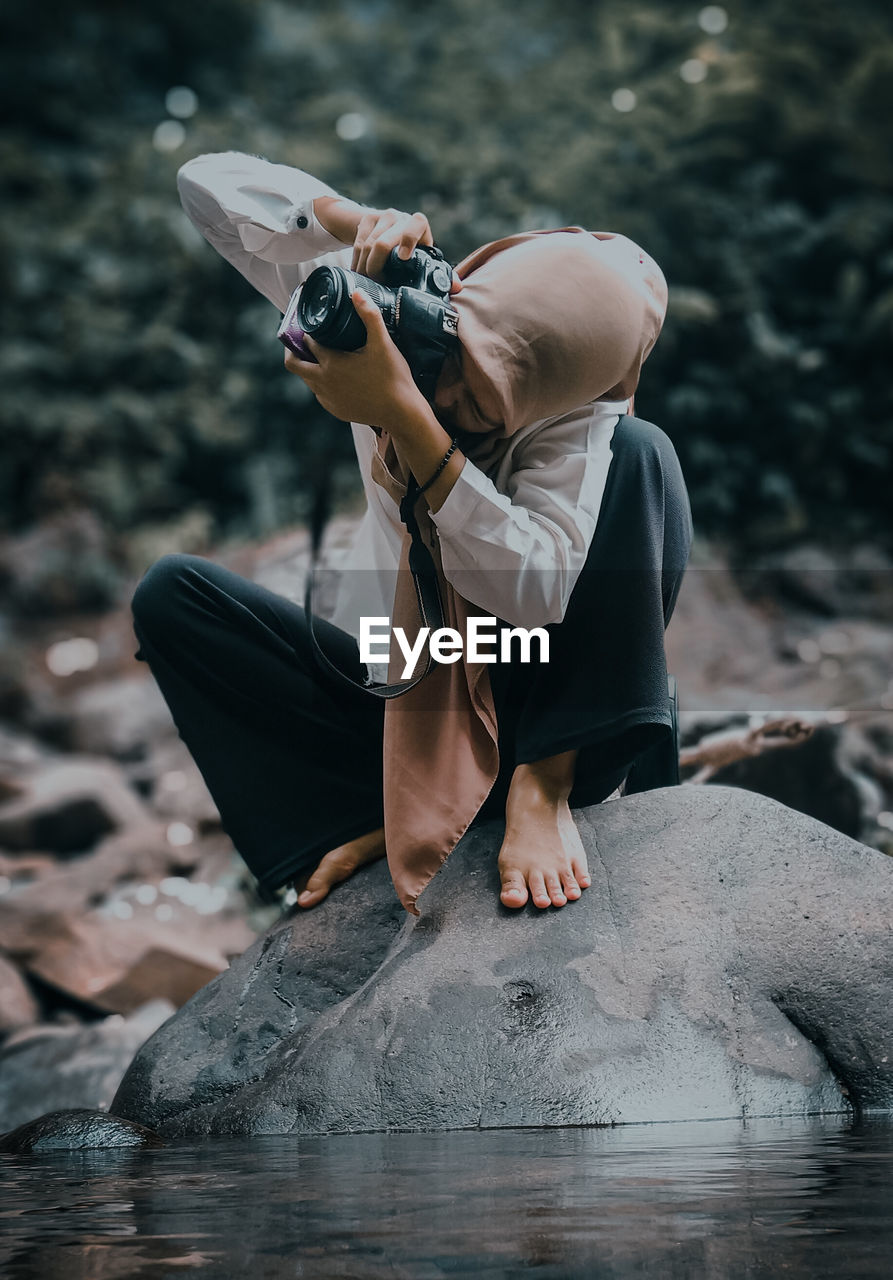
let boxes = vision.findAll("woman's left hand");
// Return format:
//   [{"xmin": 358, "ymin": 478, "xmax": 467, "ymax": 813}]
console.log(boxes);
[{"xmin": 283, "ymin": 289, "xmax": 430, "ymax": 435}]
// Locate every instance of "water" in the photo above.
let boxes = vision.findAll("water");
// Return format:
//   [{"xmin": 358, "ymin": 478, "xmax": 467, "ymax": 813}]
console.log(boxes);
[{"xmin": 2, "ymin": 1117, "xmax": 891, "ymax": 1278}]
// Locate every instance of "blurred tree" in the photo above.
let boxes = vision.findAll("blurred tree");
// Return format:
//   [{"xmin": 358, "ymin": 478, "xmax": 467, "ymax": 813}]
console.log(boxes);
[{"xmin": 1, "ymin": 0, "xmax": 891, "ymax": 567}]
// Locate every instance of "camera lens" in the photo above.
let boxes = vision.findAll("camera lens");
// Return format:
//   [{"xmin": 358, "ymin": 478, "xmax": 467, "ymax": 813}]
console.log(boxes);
[
  {"xmin": 302, "ymin": 273, "xmax": 336, "ymax": 328},
  {"xmin": 298, "ymin": 266, "xmax": 396, "ymax": 351}
]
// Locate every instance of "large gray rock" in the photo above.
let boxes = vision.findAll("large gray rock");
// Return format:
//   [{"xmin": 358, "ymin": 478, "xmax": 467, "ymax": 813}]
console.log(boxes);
[{"xmin": 111, "ymin": 786, "xmax": 893, "ymax": 1136}]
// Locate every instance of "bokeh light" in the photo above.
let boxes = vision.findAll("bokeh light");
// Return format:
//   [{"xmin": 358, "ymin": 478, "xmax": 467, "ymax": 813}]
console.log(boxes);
[
  {"xmin": 165, "ymin": 85, "xmax": 198, "ymax": 119},
  {"xmin": 166, "ymin": 821, "xmax": 195, "ymax": 847},
  {"xmin": 45, "ymin": 636, "xmax": 99, "ymax": 677},
  {"xmin": 611, "ymin": 88, "xmax": 637, "ymax": 113},
  {"xmin": 698, "ymin": 5, "xmax": 729, "ymax": 34},
  {"xmin": 153, "ymin": 119, "xmax": 186, "ymax": 152},
  {"xmin": 335, "ymin": 111, "xmax": 368, "ymax": 140},
  {"xmin": 680, "ymin": 58, "xmax": 709, "ymax": 84}
]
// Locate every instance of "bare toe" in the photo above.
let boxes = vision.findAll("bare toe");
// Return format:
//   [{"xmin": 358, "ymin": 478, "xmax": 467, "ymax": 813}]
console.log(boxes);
[
  {"xmin": 297, "ymin": 884, "xmax": 328, "ymax": 908},
  {"xmin": 561, "ymin": 870, "xmax": 581, "ymax": 900},
  {"xmin": 571, "ymin": 856, "xmax": 591, "ymax": 888},
  {"xmin": 500, "ymin": 871, "xmax": 528, "ymax": 909},
  {"xmin": 529, "ymin": 871, "xmax": 551, "ymax": 909},
  {"xmin": 544, "ymin": 873, "xmax": 567, "ymax": 907}
]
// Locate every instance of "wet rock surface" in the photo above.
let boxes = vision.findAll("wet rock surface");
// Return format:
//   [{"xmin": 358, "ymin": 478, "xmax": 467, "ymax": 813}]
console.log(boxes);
[
  {"xmin": 0, "ymin": 1107, "xmax": 165, "ymax": 1152},
  {"xmin": 112, "ymin": 786, "xmax": 892, "ymax": 1137}
]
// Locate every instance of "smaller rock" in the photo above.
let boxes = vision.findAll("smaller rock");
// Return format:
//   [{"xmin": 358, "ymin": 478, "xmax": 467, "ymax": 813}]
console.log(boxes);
[
  {"xmin": 0, "ymin": 999, "xmax": 175, "ymax": 1132},
  {"xmin": 90, "ymin": 947, "xmax": 224, "ymax": 1016},
  {"xmin": 0, "ymin": 723, "xmax": 47, "ymax": 771},
  {"xmin": 0, "ymin": 953, "xmax": 39, "ymax": 1036},
  {"xmin": 124, "ymin": 737, "xmax": 222, "ymax": 829},
  {"xmin": 54, "ymin": 674, "xmax": 176, "ymax": 761},
  {"xmin": 740, "ymin": 543, "xmax": 893, "ymax": 622},
  {"xmin": 0, "ymin": 756, "xmax": 153, "ymax": 853},
  {"xmin": 12, "ymin": 914, "xmax": 232, "ymax": 1013},
  {"xmin": 0, "ymin": 1108, "xmax": 165, "ymax": 1152}
]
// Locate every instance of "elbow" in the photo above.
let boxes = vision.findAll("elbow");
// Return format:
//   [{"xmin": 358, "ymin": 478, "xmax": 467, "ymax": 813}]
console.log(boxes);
[
  {"xmin": 492, "ymin": 579, "xmax": 570, "ymax": 630},
  {"xmin": 175, "ymin": 161, "xmax": 201, "ymax": 214},
  {"xmin": 176, "ymin": 151, "xmax": 229, "ymax": 199},
  {"xmin": 175, "ymin": 155, "xmax": 226, "ymax": 230},
  {"xmin": 175, "ymin": 155, "xmax": 204, "ymax": 189},
  {"xmin": 440, "ymin": 523, "xmax": 583, "ymax": 629},
  {"xmin": 176, "ymin": 154, "xmax": 215, "ymax": 197},
  {"xmin": 507, "ymin": 534, "xmax": 578, "ymax": 628}
]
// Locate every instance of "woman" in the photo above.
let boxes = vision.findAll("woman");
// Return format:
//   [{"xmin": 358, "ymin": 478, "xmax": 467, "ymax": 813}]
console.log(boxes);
[{"xmin": 131, "ymin": 151, "xmax": 692, "ymax": 918}]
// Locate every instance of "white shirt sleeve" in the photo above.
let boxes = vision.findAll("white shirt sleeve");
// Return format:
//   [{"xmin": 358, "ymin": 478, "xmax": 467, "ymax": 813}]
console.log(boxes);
[
  {"xmin": 176, "ymin": 150, "xmax": 354, "ymax": 313},
  {"xmin": 429, "ymin": 405, "xmax": 624, "ymax": 628}
]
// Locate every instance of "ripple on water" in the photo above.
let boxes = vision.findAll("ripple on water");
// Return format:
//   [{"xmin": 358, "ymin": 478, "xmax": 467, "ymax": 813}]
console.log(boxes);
[{"xmin": 1, "ymin": 1115, "xmax": 892, "ymax": 1278}]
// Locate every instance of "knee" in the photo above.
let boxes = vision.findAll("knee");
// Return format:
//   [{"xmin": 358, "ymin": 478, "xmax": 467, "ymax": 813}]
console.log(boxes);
[
  {"xmin": 616, "ymin": 416, "xmax": 687, "ymax": 506},
  {"xmin": 131, "ymin": 552, "xmax": 207, "ymax": 633},
  {"xmin": 614, "ymin": 415, "xmax": 669, "ymax": 465}
]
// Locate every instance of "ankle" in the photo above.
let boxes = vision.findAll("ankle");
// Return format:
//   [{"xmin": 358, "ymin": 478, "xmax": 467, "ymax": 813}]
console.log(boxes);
[
  {"xmin": 519, "ymin": 777, "xmax": 568, "ymax": 809},
  {"xmin": 508, "ymin": 758, "xmax": 575, "ymax": 809}
]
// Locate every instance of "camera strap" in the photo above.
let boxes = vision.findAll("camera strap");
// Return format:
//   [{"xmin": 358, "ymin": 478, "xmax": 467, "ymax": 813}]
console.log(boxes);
[{"xmin": 303, "ymin": 473, "xmax": 445, "ymax": 699}]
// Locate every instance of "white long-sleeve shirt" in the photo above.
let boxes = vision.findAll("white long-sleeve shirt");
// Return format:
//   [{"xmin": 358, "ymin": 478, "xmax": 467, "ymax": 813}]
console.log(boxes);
[{"xmin": 176, "ymin": 151, "xmax": 629, "ymax": 632}]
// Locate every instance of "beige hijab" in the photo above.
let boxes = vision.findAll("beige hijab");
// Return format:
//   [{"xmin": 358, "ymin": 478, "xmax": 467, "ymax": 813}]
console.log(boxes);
[{"xmin": 371, "ymin": 227, "xmax": 668, "ymax": 914}]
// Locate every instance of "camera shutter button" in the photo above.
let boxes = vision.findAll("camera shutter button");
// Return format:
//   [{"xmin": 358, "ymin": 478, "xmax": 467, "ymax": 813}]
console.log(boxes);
[{"xmin": 296, "ymin": 214, "xmax": 309, "ymax": 229}]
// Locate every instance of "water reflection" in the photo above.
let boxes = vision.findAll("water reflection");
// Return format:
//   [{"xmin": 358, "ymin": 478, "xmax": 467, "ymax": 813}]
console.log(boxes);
[{"xmin": 1, "ymin": 1117, "xmax": 891, "ymax": 1278}]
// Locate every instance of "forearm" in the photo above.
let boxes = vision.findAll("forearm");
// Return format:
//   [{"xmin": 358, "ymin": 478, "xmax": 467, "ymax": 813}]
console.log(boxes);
[
  {"xmin": 387, "ymin": 402, "xmax": 466, "ymax": 513},
  {"xmin": 313, "ymin": 195, "xmax": 368, "ymax": 246},
  {"xmin": 176, "ymin": 151, "xmax": 351, "ymax": 312},
  {"xmin": 427, "ymin": 408, "xmax": 624, "ymax": 627}
]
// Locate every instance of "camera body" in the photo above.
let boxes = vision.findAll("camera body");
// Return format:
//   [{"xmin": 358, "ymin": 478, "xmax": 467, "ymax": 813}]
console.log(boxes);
[{"xmin": 277, "ymin": 245, "xmax": 459, "ymax": 402}]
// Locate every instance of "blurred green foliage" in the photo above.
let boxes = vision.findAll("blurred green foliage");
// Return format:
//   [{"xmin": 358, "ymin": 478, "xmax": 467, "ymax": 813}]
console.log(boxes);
[{"xmin": 1, "ymin": 0, "xmax": 891, "ymax": 569}]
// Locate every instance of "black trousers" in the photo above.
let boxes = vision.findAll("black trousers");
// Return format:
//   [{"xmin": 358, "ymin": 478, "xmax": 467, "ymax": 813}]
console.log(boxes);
[{"xmin": 131, "ymin": 415, "xmax": 692, "ymax": 895}]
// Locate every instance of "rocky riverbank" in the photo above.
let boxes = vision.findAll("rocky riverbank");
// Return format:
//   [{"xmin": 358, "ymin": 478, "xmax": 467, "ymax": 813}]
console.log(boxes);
[{"xmin": 1, "ymin": 513, "xmax": 891, "ymax": 1131}]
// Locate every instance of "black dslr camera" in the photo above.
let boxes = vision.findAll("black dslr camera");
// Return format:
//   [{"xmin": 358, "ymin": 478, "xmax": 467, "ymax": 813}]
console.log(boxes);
[{"xmin": 278, "ymin": 245, "xmax": 460, "ymax": 403}]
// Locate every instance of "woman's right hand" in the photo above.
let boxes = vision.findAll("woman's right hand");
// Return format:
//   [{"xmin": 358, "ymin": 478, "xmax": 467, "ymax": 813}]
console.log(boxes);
[
  {"xmin": 349, "ymin": 206, "xmax": 434, "ymax": 277},
  {"xmin": 314, "ymin": 196, "xmax": 461, "ymax": 292}
]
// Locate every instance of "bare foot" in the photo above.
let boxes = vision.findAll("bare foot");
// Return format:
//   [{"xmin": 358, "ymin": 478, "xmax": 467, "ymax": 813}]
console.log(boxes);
[
  {"xmin": 292, "ymin": 827, "xmax": 386, "ymax": 908},
  {"xmin": 497, "ymin": 754, "xmax": 591, "ymax": 910}
]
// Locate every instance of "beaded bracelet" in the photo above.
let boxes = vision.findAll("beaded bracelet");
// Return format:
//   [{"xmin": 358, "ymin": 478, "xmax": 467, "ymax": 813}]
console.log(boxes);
[{"xmin": 417, "ymin": 436, "xmax": 460, "ymax": 494}]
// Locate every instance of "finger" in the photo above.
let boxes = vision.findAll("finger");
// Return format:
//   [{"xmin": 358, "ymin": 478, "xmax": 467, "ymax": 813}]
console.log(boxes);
[
  {"xmin": 284, "ymin": 347, "xmax": 308, "ymax": 373},
  {"xmin": 352, "ymin": 210, "xmax": 395, "ymax": 272},
  {"xmin": 354, "ymin": 209, "xmax": 399, "ymax": 275},
  {"xmin": 283, "ymin": 348, "xmax": 321, "ymax": 387},
  {"xmin": 366, "ymin": 212, "xmax": 432, "ymax": 277},
  {"xmin": 396, "ymin": 212, "xmax": 433, "ymax": 260},
  {"xmin": 284, "ymin": 345, "xmax": 314, "ymax": 372},
  {"xmin": 449, "ymin": 271, "xmax": 463, "ymax": 296},
  {"xmin": 365, "ymin": 230, "xmax": 407, "ymax": 278},
  {"xmin": 350, "ymin": 288, "xmax": 390, "ymax": 346}
]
